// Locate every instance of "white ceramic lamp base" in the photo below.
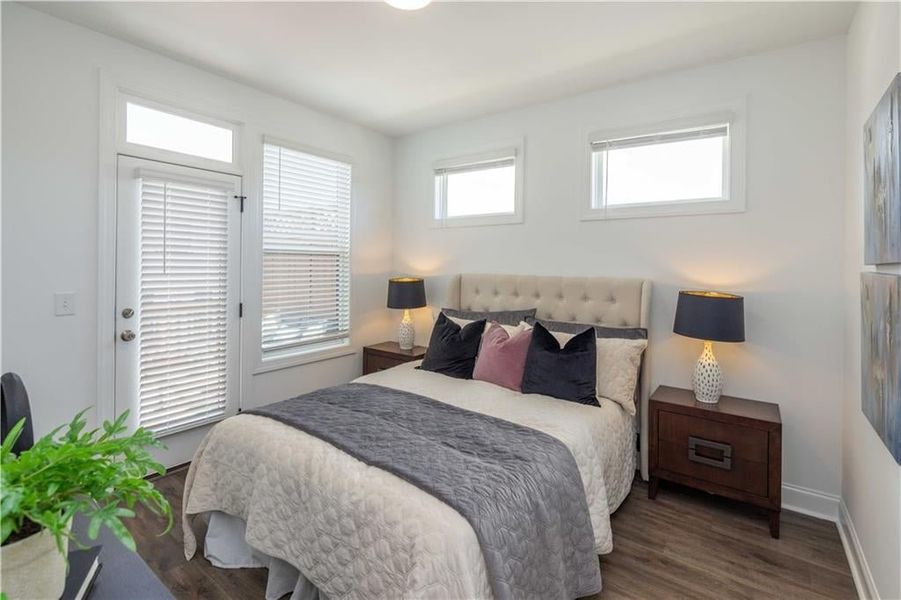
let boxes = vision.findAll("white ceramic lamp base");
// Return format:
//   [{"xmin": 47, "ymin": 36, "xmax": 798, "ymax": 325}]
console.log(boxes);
[
  {"xmin": 692, "ymin": 341, "xmax": 723, "ymax": 404},
  {"xmin": 398, "ymin": 309, "xmax": 415, "ymax": 350}
]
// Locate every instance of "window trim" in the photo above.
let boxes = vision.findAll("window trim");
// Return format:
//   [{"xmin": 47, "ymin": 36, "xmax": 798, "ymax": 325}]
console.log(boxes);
[
  {"xmin": 257, "ymin": 137, "xmax": 354, "ymax": 367},
  {"xmin": 432, "ymin": 140, "xmax": 524, "ymax": 228},
  {"xmin": 117, "ymin": 92, "xmax": 241, "ymax": 173},
  {"xmin": 582, "ymin": 103, "xmax": 746, "ymax": 221}
]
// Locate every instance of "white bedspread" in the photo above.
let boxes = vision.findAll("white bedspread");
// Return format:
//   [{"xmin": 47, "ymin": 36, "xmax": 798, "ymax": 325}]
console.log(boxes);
[{"xmin": 183, "ymin": 362, "xmax": 635, "ymax": 599}]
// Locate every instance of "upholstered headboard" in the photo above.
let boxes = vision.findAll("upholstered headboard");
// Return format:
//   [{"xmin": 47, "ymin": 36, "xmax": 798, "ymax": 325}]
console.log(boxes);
[{"xmin": 445, "ymin": 273, "xmax": 653, "ymax": 480}]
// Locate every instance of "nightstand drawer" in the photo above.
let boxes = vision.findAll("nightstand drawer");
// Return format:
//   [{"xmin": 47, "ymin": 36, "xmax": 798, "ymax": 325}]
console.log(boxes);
[
  {"xmin": 657, "ymin": 410, "xmax": 769, "ymax": 497},
  {"xmin": 364, "ymin": 354, "xmax": 406, "ymax": 374}
]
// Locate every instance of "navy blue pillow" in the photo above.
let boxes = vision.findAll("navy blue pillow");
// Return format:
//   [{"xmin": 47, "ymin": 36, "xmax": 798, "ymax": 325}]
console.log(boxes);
[
  {"xmin": 521, "ymin": 323, "xmax": 598, "ymax": 406},
  {"xmin": 419, "ymin": 313, "xmax": 487, "ymax": 379}
]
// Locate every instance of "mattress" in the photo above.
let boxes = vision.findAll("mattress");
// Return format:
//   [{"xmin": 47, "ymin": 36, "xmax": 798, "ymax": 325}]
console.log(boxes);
[{"xmin": 183, "ymin": 361, "xmax": 636, "ymax": 599}]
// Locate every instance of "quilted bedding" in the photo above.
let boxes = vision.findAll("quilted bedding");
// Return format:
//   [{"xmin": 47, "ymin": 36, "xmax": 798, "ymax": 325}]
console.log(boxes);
[{"xmin": 183, "ymin": 362, "xmax": 635, "ymax": 599}]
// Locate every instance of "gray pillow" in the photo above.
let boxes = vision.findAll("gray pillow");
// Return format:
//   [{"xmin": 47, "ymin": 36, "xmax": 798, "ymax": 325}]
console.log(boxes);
[
  {"xmin": 442, "ymin": 307, "xmax": 537, "ymax": 327},
  {"xmin": 526, "ymin": 317, "xmax": 647, "ymax": 340}
]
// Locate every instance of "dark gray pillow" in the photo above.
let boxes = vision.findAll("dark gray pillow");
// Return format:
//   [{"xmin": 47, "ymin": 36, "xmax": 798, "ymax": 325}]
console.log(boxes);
[
  {"xmin": 526, "ymin": 317, "xmax": 647, "ymax": 340},
  {"xmin": 521, "ymin": 323, "xmax": 598, "ymax": 406},
  {"xmin": 419, "ymin": 313, "xmax": 487, "ymax": 379},
  {"xmin": 442, "ymin": 307, "xmax": 537, "ymax": 327}
]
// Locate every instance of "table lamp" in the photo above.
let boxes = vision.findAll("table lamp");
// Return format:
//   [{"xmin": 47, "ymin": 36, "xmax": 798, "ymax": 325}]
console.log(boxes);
[
  {"xmin": 387, "ymin": 277, "xmax": 427, "ymax": 350},
  {"xmin": 673, "ymin": 290, "xmax": 745, "ymax": 404}
]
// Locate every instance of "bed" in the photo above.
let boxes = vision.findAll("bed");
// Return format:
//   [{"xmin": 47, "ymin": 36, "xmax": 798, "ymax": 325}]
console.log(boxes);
[{"xmin": 182, "ymin": 273, "xmax": 652, "ymax": 600}]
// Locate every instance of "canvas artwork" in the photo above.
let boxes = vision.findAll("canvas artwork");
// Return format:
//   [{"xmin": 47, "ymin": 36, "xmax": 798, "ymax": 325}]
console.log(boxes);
[
  {"xmin": 864, "ymin": 73, "xmax": 901, "ymax": 265},
  {"xmin": 861, "ymin": 272, "xmax": 901, "ymax": 464}
]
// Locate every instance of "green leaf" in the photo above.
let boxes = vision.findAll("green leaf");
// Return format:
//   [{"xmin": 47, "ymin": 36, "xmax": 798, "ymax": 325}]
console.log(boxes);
[
  {"xmin": 1, "ymin": 517, "xmax": 16, "ymax": 544},
  {"xmin": 0, "ymin": 419, "xmax": 25, "ymax": 456},
  {"xmin": 1, "ymin": 488, "xmax": 22, "ymax": 515},
  {"xmin": 114, "ymin": 507, "xmax": 135, "ymax": 519},
  {"xmin": 106, "ymin": 517, "xmax": 136, "ymax": 552}
]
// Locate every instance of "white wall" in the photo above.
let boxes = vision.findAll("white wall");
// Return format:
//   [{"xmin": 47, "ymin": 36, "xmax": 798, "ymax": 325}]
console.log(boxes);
[
  {"xmin": 394, "ymin": 37, "xmax": 847, "ymax": 508},
  {"xmin": 842, "ymin": 4, "xmax": 901, "ymax": 599},
  {"xmin": 2, "ymin": 4, "xmax": 394, "ymax": 439}
]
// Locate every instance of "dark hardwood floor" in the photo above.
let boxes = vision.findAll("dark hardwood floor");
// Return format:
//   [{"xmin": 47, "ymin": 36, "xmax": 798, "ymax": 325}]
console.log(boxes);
[{"xmin": 130, "ymin": 467, "xmax": 857, "ymax": 599}]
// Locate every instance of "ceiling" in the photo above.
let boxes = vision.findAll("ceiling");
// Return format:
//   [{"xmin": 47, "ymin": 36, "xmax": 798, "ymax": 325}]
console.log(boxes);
[{"xmin": 31, "ymin": 2, "xmax": 857, "ymax": 136}]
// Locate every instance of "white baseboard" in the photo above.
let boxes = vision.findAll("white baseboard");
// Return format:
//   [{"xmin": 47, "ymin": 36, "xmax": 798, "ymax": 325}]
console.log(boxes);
[
  {"xmin": 781, "ymin": 486, "xmax": 878, "ymax": 600},
  {"xmin": 838, "ymin": 500, "xmax": 880, "ymax": 600},
  {"xmin": 782, "ymin": 482, "xmax": 840, "ymax": 522}
]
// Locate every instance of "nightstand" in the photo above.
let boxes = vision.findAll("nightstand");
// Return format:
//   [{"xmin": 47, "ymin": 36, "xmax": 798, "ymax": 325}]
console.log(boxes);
[
  {"xmin": 648, "ymin": 385, "xmax": 782, "ymax": 538},
  {"xmin": 362, "ymin": 341, "xmax": 427, "ymax": 375}
]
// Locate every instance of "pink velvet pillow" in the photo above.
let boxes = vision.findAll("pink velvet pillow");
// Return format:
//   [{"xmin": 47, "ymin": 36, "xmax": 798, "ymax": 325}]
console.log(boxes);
[{"xmin": 472, "ymin": 323, "xmax": 533, "ymax": 392}]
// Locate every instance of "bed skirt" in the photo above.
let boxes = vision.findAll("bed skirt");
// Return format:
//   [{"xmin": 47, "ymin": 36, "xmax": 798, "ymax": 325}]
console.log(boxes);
[{"xmin": 203, "ymin": 511, "xmax": 328, "ymax": 600}]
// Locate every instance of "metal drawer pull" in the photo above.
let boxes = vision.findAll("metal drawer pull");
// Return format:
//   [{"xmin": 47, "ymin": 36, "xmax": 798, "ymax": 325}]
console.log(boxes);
[{"xmin": 688, "ymin": 436, "xmax": 733, "ymax": 470}]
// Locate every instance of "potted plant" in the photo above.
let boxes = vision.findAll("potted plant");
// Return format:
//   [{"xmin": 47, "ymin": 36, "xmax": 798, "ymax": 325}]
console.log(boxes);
[{"xmin": 0, "ymin": 410, "xmax": 172, "ymax": 600}]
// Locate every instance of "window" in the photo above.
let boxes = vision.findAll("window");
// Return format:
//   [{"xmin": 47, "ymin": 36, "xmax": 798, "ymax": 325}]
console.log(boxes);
[
  {"xmin": 124, "ymin": 99, "xmax": 235, "ymax": 164},
  {"xmin": 433, "ymin": 144, "xmax": 523, "ymax": 226},
  {"xmin": 261, "ymin": 142, "xmax": 351, "ymax": 357},
  {"xmin": 586, "ymin": 114, "xmax": 744, "ymax": 219}
]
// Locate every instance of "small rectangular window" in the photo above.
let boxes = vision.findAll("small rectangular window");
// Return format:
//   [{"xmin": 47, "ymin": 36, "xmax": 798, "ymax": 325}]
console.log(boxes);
[
  {"xmin": 433, "ymin": 145, "xmax": 522, "ymax": 226},
  {"xmin": 587, "ymin": 119, "xmax": 743, "ymax": 219},
  {"xmin": 261, "ymin": 142, "xmax": 351, "ymax": 357},
  {"xmin": 125, "ymin": 101, "xmax": 234, "ymax": 163}
]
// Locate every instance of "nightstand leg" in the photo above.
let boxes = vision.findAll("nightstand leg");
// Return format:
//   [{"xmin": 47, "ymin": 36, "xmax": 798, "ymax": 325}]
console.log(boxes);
[
  {"xmin": 768, "ymin": 509, "xmax": 780, "ymax": 539},
  {"xmin": 648, "ymin": 476, "xmax": 659, "ymax": 500}
]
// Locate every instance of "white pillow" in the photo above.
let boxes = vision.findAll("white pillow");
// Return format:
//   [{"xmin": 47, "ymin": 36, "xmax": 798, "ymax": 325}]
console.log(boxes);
[
  {"xmin": 548, "ymin": 330, "xmax": 647, "ymax": 415},
  {"xmin": 446, "ymin": 315, "xmax": 531, "ymax": 339}
]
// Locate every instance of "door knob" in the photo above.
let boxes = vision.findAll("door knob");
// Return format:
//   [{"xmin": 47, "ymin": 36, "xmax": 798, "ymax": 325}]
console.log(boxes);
[{"xmin": 120, "ymin": 330, "xmax": 136, "ymax": 342}]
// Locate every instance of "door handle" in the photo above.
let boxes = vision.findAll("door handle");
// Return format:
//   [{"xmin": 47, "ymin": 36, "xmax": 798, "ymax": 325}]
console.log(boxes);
[{"xmin": 120, "ymin": 330, "xmax": 136, "ymax": 342}]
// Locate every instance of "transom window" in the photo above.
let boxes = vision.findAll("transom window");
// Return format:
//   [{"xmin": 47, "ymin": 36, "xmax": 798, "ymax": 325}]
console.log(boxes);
[
  {"xmin": 122, "ymin": 96, "xmax": 236, "ymax": 165},
  {"xmin": 433, "ymin": 144, "xmax": 523, "ymax": 227},
  {"xmin": 586, "ymin": 113, "xmax": 744, "ymax": 220}
]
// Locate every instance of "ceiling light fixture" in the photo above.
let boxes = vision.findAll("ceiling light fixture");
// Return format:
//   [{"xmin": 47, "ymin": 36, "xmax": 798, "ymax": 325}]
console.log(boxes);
[{"xmin": 385, "ymin": 0, "xmax": 432, "ymax": 10}]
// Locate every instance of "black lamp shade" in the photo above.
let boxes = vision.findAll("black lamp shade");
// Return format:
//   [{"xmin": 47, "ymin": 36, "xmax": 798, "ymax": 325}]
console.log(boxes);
[
  {"xmin": 387, "ymin": 277, "xmax": 427, "ymax": 309},
  {"xmin": 673, "ymin": 291, "xmax": 745, "ymax": 342}
]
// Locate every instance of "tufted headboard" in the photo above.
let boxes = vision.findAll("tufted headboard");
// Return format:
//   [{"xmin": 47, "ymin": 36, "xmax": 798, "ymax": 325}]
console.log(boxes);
[{"xmin": 445, "ymin": 273, "xmax": 653, "ymax": 480}]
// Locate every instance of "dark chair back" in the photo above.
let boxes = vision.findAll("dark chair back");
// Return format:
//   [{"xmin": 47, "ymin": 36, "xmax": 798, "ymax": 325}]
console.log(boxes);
[{"xmin": 1, "ymin": 373, "xmax": 35, "ymax": 454}]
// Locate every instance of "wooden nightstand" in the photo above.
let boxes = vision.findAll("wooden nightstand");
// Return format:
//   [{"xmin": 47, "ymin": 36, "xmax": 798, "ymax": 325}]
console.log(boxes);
[
  {"xmin": 362, "ymin": 342, "xmax": 427, "ymax": 375},
  {"xmin": 648, "ymin": 385, "xmax": 783, "ymax": 538}
]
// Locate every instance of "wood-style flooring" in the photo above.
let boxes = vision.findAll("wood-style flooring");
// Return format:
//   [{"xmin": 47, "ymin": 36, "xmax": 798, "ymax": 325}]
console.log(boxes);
[{"xmin": 129, "ymin": 467, "xmax": 857, "ymax": 599}]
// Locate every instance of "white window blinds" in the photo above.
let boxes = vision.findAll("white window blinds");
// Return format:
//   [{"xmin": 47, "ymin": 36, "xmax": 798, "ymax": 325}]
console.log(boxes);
[
  {"xmin": 138, "ymin": 176, "xmax": 232, "ymax": 435},
  {"xmin": 262, "ymin": 142, "xmax": 351, "ymax": 355},
  {"xmin": 590, "ymin": 124, "xmax": 728, "ymax": 152}
]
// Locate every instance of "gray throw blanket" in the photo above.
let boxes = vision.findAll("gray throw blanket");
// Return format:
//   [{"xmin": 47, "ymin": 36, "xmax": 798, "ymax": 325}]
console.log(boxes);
[{"xmin": 247, "ymin": 383, "xmax": 602, "ymax": 600}]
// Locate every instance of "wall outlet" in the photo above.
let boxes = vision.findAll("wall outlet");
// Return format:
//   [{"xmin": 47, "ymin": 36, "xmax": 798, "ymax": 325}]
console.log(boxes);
[{"xmin": 54, "ymin": 292, "xmax": 76, "ymax": 316}]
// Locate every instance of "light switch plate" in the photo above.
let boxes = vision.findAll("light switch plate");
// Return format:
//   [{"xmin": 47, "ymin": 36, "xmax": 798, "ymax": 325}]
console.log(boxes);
[{"xmin": 54, "ymin": 292, "xmax": 76, "ymax": 316}]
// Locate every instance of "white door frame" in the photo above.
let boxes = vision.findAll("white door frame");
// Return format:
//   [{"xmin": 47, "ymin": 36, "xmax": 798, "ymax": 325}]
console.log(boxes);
[{"xmin": 97, "ymin": 71, "xmax": 246, "ymax": 443}]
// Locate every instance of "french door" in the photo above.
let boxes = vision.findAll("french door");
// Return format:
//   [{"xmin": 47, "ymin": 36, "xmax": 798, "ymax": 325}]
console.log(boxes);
[{"xmin": 115, "ymin": 156, "xmax": 242, "ymax": 466}]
